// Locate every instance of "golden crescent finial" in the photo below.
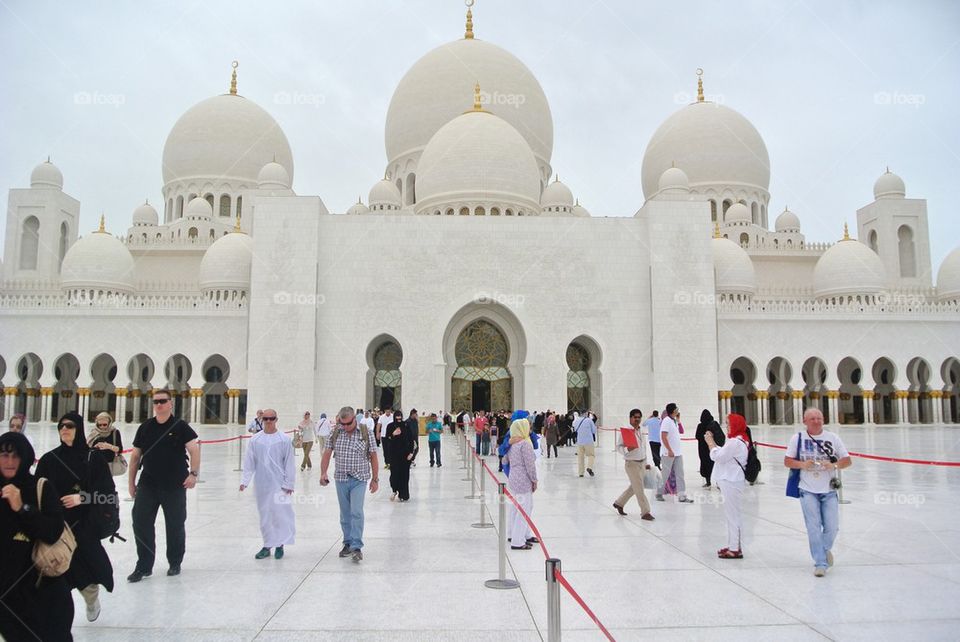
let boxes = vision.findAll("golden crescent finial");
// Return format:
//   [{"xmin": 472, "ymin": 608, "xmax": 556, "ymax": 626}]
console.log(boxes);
[
  {"xmin": 229, "ymin": 60, "xmax": 239, "ymax": 95},
  {"xmin": 465, "ymin": 0, "xmax": 475, "ymax": 39},
  {"xmin": 696, "ymin": 68, "xmax": 705, "ymax": 103},
  {"xmin": 842, "ymin": 222, "xmax": 850, "ymax": 241},
  {"xmin": 97, "ymin": 214, "xmax": 106, "ymax": 233},
  {"xmin": 472, "ymin": 81, "xmax": 484, "ymax": 112},
  {"xmin": 714, "ymin": 222, "xmax": 722, "ymax": 239},
  {"xmin": 234, "ymin": 213, "xmax": 243, "ymax": 233}
]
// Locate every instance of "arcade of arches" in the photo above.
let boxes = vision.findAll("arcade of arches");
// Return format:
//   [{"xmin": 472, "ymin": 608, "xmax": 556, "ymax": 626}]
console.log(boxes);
[{"xmin": 723, "ymin": 355, "xmax": 960, "ymax": 425}]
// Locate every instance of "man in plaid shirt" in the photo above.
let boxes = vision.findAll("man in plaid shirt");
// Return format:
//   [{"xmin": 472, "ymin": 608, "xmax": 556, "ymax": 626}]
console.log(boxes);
[{"xmin": 320, "ymin": 406, "xmax": 379, "ymax": 562}]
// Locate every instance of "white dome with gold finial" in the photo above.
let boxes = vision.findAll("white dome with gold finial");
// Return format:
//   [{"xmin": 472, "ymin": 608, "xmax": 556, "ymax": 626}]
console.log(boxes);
[
  {"xmin": 873, "ymin": 168, "xmax": 905, "ymax": 199},
  {"xmin": 132, "ymin": 201, "xmax": 159, "ymax": 227},
  {"xmin": 31, "ymin": 159, "xmax": 63, "ymax": 190},
  {"xmin": 60, "ymin": 217, "xmax": 136, "ymax": 294},
  {"xmin": 813, "ymin": 224, "xmax": 887, "ymax": 299}
]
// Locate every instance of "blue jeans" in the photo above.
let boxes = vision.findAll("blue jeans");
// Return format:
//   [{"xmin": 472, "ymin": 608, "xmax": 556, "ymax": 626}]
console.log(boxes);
[
  {"xmin": 335, "ymin": 477, "xmax": 367, "ymax": 551},
  {"xmin": 799, "ymin": 489, "xmax": 839, "ymax": 568}
]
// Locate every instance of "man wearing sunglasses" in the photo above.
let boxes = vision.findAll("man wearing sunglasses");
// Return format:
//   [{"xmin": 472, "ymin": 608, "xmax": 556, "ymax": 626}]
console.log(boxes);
[{"xmin": 126, "ymin": 388, "xmax": 200, "ymax": 583}]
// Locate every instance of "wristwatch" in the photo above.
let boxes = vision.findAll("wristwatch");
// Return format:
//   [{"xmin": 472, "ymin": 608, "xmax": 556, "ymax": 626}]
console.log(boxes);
[
  {"xmin": 18, "ymin": 503, "xmax": 33, "ymax": 514},
  {"xmin": 372, "ymin": 478, "xmax": 379, "ymax": 483},
  {"xmin": 189, "ymin": 471, "xmax": 199, "ymax": 478}
]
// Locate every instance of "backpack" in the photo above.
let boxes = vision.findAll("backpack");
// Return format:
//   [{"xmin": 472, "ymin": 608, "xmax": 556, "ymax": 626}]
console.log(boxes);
[
  {"xmin": 87, "ymin": 452, "xmax": 124, "ymax": 542},
  {"xmin": 735, "ymin": 438, "xmax": 762, "ymax": 483},
  {"xmin": 32, "ymin": 478, "xmax": 77, "ymax": 579},
  {"xmin": 328, "ymin": 423, "xmax": 371, "ymax": 451}
]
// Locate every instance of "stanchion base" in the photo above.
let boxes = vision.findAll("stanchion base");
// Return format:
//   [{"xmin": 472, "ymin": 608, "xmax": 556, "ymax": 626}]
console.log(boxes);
[
  {"xmin": 839, "ymin": 499, "xmax": 852, "ymax": 504},
  {"xmin": 464, "ymin": 494, "xmax": 481, "ymax": 499},
  {"xmin": 461, "ymin": 477, "xmax": 471, "ymax": 481},
  {"xmin": 484, "ymin": 579, "xmax": 520, "ymax": 590},
  {"xmin": 471, "ymin": 522, "xmax": 494, "ymax": 529}
]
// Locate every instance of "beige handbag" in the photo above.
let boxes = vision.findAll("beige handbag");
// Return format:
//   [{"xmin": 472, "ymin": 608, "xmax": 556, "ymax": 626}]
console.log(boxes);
[
  {"xmin": 108, "ymin": 430, "xmax": 128, "ymax": 477},
  {"xmin": 31, "ymin": 478, "xmax": 77, "ymax": 579}
]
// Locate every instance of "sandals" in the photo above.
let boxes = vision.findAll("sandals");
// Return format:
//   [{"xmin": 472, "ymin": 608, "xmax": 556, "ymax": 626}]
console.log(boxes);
[
  {"xmin": 511, "ymin": 543, "xmax": 533, "ymax": 550},
  {"xmin": 718, "ymin": 549, "xmax": 743, "ymax": 559}
]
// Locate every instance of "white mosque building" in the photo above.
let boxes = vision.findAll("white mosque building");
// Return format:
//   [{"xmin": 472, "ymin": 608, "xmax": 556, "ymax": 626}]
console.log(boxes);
[{"xmin": 1, "ymin": 7, "xmax": 958, "ymax": 431}]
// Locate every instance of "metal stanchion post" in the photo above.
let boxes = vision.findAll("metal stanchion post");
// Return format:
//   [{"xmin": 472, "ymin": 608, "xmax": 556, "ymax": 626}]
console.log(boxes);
[
  {"xmin": 837, "ymin": 468, "xmax": 851, "ymax": 504},
  {"xmin": 465, "ymin": 449, "xmax": 480, "ymax": 499},
  {"xmin": 233, "ymin": 433, "xmax": 244, "ymax": 471},
  {"xmin": 472, "ymin": 461, "xmax": 493, "ymax": 528},
  {"xmin": 484, "ymin": 482, "xmax": 520, "ymax": 590},
  {"xmin": 462, "ymin": 441, "xmax": 472, "ymax": 481},
  {"xmin": 195, "ymin": 440, "xmax": 206, "ymax": 483},
  {"xmin": 546, "ymin": 558, "xmax": 562, "ymax": 642}
]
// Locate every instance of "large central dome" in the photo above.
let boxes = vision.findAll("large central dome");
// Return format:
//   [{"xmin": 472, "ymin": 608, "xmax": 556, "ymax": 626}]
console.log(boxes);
[
  {"xmin": 641, "ymin": 101, "xmax": 770, "ymax": 200},
  {"xmin": 385, "ymin": 37, "xmax": 553, "ymax": 179},
  {"xmin": 162, "ymin": 94, "xmax": 294, "ymax": 188}
]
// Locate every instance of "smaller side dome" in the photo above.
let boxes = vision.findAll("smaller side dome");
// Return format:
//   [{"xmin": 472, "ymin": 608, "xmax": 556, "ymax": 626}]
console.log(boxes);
[
  {"xmin": 658, "ymin": 166, "xmax": 690, "ymax": 193},
  {"xmin": 712, "ymin": 236, "xmax": 756, "ymax": 295},
  {"xmin": 571, "ymin": 199, "xmax": 591, "ymax": 217},
  {"xmin": 873, "ymin": 169, "xmax": 905, "ymax": 199},
  {"xmin": 31, "ymin": 159, "xmax": 63, "ymax": 190},
  {"xmin": 132, "ymin": 201, "xmax": 159, "ymax": 227},
  {"xmin": 541, "ymin": 178, "xmax": 574, "ymax": 208},
  {"xmin": 725, "ymin": 202, "xmax": 751, "ymax": 224},
  {"xmin": 257, "ymin": 161, "xmax": 291, "ymax": 190},
  {"xmin": 346, "ymin": 198, "xmax": 370, "ymax": 216},
  {"xmin": 369, "ymin": 179, "xmax": 402, "ymax": 211},
  {"xmin": 185, "ymin": 196, "xmax": 213, "ymax": 220},
  {"xmin": 775, "ymin": 207, "xmax": 800, "ymax": 233},
  {"xmin": 813, "ymin": 235, "xmax": 886, "ymax": 299},
  {"xmin": 60, "ymin": 224, "xmax": 136, "ymax": 294},
  {"xmin": 936, "ymin": 246, "xmax": 960, "ymax": 301},
  {"xmin": 199, "ymin": 232, "xmax": 254, "ymax": 292}
]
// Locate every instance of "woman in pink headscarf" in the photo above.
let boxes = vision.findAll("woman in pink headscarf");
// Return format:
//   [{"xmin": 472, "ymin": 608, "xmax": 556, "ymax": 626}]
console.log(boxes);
[{"xmin": 706, "ymin": 413, "xmax": 751, "ymax": 559}]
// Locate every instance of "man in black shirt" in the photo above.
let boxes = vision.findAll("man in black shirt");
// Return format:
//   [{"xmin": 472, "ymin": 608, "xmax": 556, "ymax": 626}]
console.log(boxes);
[{"xmin": 127, "ymin": 388, "xmax": 200, "ymax": 582}]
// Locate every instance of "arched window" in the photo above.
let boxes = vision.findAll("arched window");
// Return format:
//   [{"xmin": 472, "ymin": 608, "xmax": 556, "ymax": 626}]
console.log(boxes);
[
  {"xmin": 445, "ymin": 208, "xmax": 454, "ymax": 216},
  {"xmin": 739, "ymin": 232, "xmax": 750, "ymax": 247},
  {"xmin": 19, "ymin": 216, "xmax": 40, "ymax": 269},
  {"xmin": 166, "ymin": 198, "xmax": 172, "ymax": 222},
  {"xmin": 188, "ymin": 227, "xmax": 198, "ymax": 239},
  {"xmin": 373, "ymin": 341, "xmax": 403, "ymax": 410},
  {"xmin": 219, "ymin": 194, "xmax": 231, "ymax": 217},
  {"xmin": 58, "ymin": 221, "xmax": 68, "ymax": 267},
  {"xmin": 898, "ymin": 225, "xmax": 916, "ymax": 277},
  {"xmin": 722, "ymin": 199, "xmax": 732, "ymax": 218},
  {"xmin": 751, "ymin": 202, "xmax": 759, "ymax": 224},
  {"xmin": 405, "ymin": 173, "xmax": 416, "ymax": 206},
  {"xmin": 566, "ymin": 343, "xmax": 591, "ymax": 413},
  {"xmin": 176, "ymin": 195, "xmax": 184, "ymax": 218},
  {"xmin": 505, "ymin": 209, "xmax": 514, "ymax": 216},
  {"xmin": 475, "ymin": 206, "xmax": 486, "ymax": 216},
  {"xmin": 204, "ymin": 194, "xmax": 214, "ymax": 209},
  {"xmin": 236, "ymin": 195, "xmax": 243, "ymax": 216},
  {"xmin": 868, "ymin": 229, "xmax": 878, "ymax": 252},
  {"xmin": 710, "ymin": 200, "xmax": 718, "ymax": 222},
  {"xmin": 459, "ymin": 207, "xmax": 470, "ymax": 216}
]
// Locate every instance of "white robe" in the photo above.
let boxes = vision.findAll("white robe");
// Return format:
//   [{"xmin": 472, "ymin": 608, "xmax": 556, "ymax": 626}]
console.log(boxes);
[{"xmin": 241, "ymin": 430, "xmax": 296, "ymax": 547}]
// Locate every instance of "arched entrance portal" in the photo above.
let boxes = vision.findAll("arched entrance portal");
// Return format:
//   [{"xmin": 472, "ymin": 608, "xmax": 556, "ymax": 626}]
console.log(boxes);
[
  {"xmin": 368, "ymin": 338, "xmax": 402, "ymax": 411},
  {"xmin": 451, "ymin": 320, "xmax": 512, "ymax": 413}
]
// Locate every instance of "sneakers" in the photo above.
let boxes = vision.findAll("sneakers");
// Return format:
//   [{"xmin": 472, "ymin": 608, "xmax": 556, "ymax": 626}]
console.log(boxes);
[
  {"xmin": 826, "ymin": 550, "xmax": 834, "ymax": 567},
  {"xmin": 613, "ymin": 503, "xmax": 627, "ymax": 516},
  {"xmin": 641, "ymin": 513, "xmax": 655, "ymax": 521},
  {"xmin": 86, "ymin": 598, "xmax": 101, "ymax": 622},
  {"xmin": 274, "ymin": 546, "xmax": 284, "ymax": 559},
  {"xmin": 255, "ymin": 547, "xmax": 271, "ymax": 559},
  {"xmin": 126, "ymin": 569, "xmax": 152, "ymax": 583},
  {"xmin": 678, "ymin": 497, "xmax": 694, "ymax": 503},
  {"xmin": 351, "ymin": 549, "xmax": 363, "ymax": 562},
  {"xmin": 167, "ymin": 566, "xmax": 181, "ymax": 576},
  {"xmin": 587, "ymin": 468, "xmax": 595, "ymax": 477},
  {"xmin": 814, "ymin": 567, "xmax": 826, "ymax": 577},
  {"xmin": 338, "ymin": 544, "xmax": 352, "ymax": 558},
  {"xmin": 655, "ymin": 495, "xmax": 665, "ymax": 502}
]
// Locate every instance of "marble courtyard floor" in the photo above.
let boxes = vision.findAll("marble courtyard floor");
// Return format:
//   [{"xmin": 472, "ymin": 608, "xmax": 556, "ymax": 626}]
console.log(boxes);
[{"xmin": 20, "ymin": 422, "xmax": 957, "ymax": 641}]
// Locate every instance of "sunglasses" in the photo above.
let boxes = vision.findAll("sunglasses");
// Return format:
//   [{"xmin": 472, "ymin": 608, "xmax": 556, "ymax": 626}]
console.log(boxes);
[
  {"xmin": 96, "ymin": 423, "xmax": 109, "ymax": 428},
  {"xmin": 152, "ymin": 398, "xmax": 170, "ymax": 405},
  {"xmin": 58, "ymin": 422, "xmax": 76, "ymax": 429},
  {"xmin": 263, "ymin": 416, "xmax": 278, "ymax": 421}
]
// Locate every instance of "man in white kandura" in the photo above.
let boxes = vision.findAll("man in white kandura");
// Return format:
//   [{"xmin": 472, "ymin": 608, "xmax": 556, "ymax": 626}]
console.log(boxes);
[{"xmin": 240, "ymin": 408, "xmax": 296, "ymax": 560}]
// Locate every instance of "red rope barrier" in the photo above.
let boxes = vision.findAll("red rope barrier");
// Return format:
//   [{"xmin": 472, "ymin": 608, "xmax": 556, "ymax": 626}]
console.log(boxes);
[{"xmin": 554, "ymin": 570, "xmax": 617, "ymax": 642}]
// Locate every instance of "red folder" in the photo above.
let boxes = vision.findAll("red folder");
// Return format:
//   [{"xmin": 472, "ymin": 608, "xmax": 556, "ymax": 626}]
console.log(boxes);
[{"xmin": 620, "ymin": 427, "xmax": 639, "ymax": 449}]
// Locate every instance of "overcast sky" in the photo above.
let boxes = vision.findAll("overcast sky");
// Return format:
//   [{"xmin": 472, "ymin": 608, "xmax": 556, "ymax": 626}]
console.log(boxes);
[{"xmin": 1, "ymin": 0, "xmax": 958, "ymax": 270}]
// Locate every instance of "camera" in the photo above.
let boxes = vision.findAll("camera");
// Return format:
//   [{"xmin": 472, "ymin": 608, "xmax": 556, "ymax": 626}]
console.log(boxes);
[{"xmin": 830, "ymin": 477, "xmax": 842, "ymax": 490}]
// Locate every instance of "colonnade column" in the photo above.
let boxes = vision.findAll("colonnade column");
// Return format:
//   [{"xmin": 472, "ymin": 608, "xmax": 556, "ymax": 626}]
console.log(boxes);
[
  {"xmin": 40, "ymin": 387, "xmax": 53, "ymax": 423},
  {"xmin": 757, "ymin": 391, "xmax": 767, "ymax": 425},
  {"xmin": 826, "ymin": 390, "xmax": 839, "ymax": 425},
  {"xmin": 863, "ymin": 390, "xmax": 875, "ymax": 424},
  {"xmin": 792, "ymin": 390, "xmax": 803, "ymax": 424},
  {"xmin": 930, "ymin": 391, "xmax": 943, "ymax": 424},
  {"xmin": 129, "ymin": 390, "xmax": 141, "ymax": 424},
  {"xmin": 896, "ymin": 391, "xmax": 909, "ymax": 425},
  {"xmin": 115, "ymin": 388, "xmax": 128, "ymax": 424},
  {"xmin": 191, "ymin": 389, "xmax": 204, "ymax": 424},
  {"xmin": 4, "ymin": 387, "xmax": 17, "ymax": 420}
]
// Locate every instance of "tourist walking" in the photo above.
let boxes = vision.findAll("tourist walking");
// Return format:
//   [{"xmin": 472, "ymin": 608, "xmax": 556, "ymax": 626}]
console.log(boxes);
[
  {"xmin": 426, "ymin": 412, "xmax": 443, "ymax": 467},
  {"xmin": 695, "ymin": 409, "xmax": 724, "ymax": 487},
  {"xmin": 320, "ymin": 407, "xmax": 379, "ymax": 562},
  {"xmin": 240, "ymin": 409, "xmax": 296, "ymax": 560},
  {"xmin": 316, "ymin": 412, "xmax": 332, "ymax": 451},
  {"xmin": 644, "ymin": 410, "xmax": 662, "ymax": 469},
  {"xmin": 87, "ymin": 411, "xmax": 125, "ymax": 473},
  {"xmin": 784, "ymin": 408, "xmax": 852, "ymax": 576},
  {"xmin": 247, "ymin": 409, "xmax": 264, "ymax": 434},
  {"xmin": 657, "ymin": 403, "xmax": 693, "ymax": 503},
  {"xmin": 298, "ymin": 411, "xmax": 316, "ymax": 470},
  {"xmin": 35, "ymin": 411, "xmax": 116, "ymax": 623},
  {"xmin": 127, "ymin": 388, "xmax": 201, "ymax": 582},
  {"xmin": 504, "ymin": 418, "xmax": 539, "ymax": 550},
  {"xmin": 706, "ymin": 413, "xmax": 749, "ymax": 558},
  {"xmin": 384, "ymin": 411, "xmax": 415, "ymax": 500},
  {"xmin": 574, "ymin": 411, "xmax": 597, "ymax": 477},
  {"xmin": 0, "ymin": 431, "xmax": 75, "ymax": 640},
  {"xmin": 544, "ymin": 412, "xmax": 559, "ymax": 458},
  {"xmin": 612, "ymin": 409, "xmax": 655, "ymax": 520}
]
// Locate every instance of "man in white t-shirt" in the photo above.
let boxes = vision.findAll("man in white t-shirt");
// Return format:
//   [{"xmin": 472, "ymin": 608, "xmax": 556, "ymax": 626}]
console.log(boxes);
[
  {"xmin": 378, "ymin": 408, "xmax": 393, "ymax": 444},
  {"xmin": 784, "ymin": 408, "xmax": 852, "ymax": 577},
  {"xmin": 657, "ymin": 403, "xmax": 693, "ymax": 503},
  {"xmin": 315, "ymin": 413, "xmax": 332, "ymax": 451}
]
